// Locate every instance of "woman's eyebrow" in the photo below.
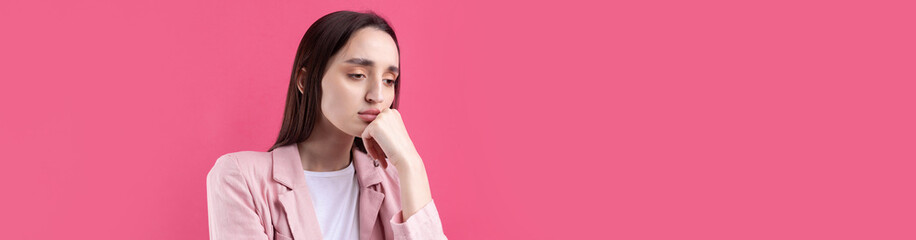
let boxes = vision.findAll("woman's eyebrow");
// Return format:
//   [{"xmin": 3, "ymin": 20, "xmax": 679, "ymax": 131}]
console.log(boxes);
[{"xmin": 344, "ymin": 58, "xmax": 399, "ymax": 74}]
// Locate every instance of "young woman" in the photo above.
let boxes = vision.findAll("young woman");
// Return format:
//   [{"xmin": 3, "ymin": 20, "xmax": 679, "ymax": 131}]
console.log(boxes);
[{"xmin": 207, "ymin": 11, "xmax": 447, "ymax": 240}]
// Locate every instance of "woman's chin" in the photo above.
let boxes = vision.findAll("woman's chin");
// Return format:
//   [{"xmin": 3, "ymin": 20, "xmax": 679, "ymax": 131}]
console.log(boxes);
[{"xmin": 346, "ymin": 127, "xmax": 364, "ymax": 138}]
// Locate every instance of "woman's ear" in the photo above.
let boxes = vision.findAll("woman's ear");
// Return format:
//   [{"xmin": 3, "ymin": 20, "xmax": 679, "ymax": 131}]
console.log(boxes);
[{"xmin": 297, "ymin": 67, "xmax": 307, "ymax": 94}]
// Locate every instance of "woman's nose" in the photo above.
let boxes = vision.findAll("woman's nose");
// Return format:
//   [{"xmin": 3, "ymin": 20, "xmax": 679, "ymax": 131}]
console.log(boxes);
[{"xmin": 365, "ymin": 77, "xmax": 385, "ymax": 103}]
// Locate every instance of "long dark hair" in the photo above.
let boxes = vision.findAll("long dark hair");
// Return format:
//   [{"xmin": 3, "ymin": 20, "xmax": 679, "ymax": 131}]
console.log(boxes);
[{"xmin": 268, "ymin": 10, "xmax": 400, "ymax": 152}]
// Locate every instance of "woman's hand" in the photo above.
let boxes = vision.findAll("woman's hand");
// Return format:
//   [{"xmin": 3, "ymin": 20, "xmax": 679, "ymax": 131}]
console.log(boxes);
[
  {"xmin": 360, "ymin": 108, "xmax": 433, "ymax": 220},
  {"xmin": 360, "ymin": 108, "xmax": 418, "ymax": 170}
]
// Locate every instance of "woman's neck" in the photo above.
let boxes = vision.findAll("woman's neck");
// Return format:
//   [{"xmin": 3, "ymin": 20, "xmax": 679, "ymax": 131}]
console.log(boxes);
[{"xmin": 297, "ymin": 117, "xmax": 353, "ymax": 172}]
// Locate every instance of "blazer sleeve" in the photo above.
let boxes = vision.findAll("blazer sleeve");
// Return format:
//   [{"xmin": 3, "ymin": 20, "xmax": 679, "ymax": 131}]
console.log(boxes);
[
  {"xmin": 206, "ymin": 154, "xmax": 270, "ymax": 240},
  {"xmin": 389, "ymin": 199, "xmax": 448, "ymax": 240}
]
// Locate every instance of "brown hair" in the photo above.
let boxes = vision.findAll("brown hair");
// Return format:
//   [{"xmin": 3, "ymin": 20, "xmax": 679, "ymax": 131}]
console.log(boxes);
[{"xmin": 268, "ymin": 10, "xmax": 401, "ymax": 152}]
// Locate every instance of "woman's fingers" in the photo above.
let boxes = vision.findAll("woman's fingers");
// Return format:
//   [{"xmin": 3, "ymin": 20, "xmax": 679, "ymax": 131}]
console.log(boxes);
[
  {"xmin": 361, "ymin": 135, "xmax": 389, "ymax": 168},
  {"xmin": 360, "ymin": 126, "xmax": 375, "ymax": 159},
  {"xmin": 371, "ymin": 138, "xmax": 388, "ymax": 168},
  {"xmin": 360, "ymin": 124, "xmax": 388, "ymax": 162},
  {"xmin": 361, "ymin": 136, "xmax": 376, "ymax": 160},
  {"xmin": 370, "ymin": 137, "xmax": 387, "ymax": 159},
  {"xmin": 361, "ymin": 135, "xmax": 379, "ymax": 161}
]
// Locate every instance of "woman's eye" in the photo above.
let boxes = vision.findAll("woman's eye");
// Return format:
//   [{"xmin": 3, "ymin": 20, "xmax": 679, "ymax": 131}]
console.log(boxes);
[
  {"xmin": 348, "ymin": 73, "xmax": 366, "ymax": 79},
  {"xmin": 384, "ymin": 79, "xmax": 395, "ymax": 85}
]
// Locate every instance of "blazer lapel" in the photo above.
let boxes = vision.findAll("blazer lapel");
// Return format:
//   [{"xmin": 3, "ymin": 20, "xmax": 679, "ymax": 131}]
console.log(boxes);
[
  {"xmin": 272, "ymin": 143, "xmax": 323, "ymax": 239},
  {"xmin": 352, "ymin": 147, "xmax": 385, "ymax": 240},
  {"xmin": 271, "ymin": 142, "xmax": 387, "ymax": 240}
]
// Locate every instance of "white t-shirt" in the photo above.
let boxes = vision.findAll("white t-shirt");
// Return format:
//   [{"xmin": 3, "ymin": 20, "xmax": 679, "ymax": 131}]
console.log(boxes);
[{"xmin": 303, "ymin": 161, "xmax": 360, "ymax": 240}]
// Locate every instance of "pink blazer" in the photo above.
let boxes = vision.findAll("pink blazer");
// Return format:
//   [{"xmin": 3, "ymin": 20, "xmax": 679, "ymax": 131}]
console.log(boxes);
[{"xmin": 206, "ymin": 142, "xmax": 447, "ymax": 240}]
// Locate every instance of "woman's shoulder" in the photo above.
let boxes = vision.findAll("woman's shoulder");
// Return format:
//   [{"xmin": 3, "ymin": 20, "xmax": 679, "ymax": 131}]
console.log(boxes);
[{"xmin": 207, "ymin": 150, "xmax": 274, "ymax": 182}]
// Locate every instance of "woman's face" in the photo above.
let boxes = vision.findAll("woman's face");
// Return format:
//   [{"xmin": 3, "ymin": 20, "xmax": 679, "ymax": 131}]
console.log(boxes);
[{"xmin": 316, "ymin": 27, "xmax": 399, "ymax": 137}]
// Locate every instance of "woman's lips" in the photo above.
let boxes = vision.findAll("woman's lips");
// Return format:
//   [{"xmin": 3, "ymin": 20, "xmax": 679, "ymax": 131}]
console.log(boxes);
[
  {"xmin": 358, "ymin": 109, "xmax": 381, "ymax": 122},
  {"xmin": 358, "ymin": 113, "xmax": 378, "ymax": 122}
]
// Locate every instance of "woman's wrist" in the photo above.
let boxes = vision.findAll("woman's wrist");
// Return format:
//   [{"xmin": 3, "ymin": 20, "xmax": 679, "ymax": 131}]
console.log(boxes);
[
  {"xmin": 392, "ymin": 150, "xmax": 433, "ymax": 220},
  {"xmin": 392, "ymin": 149, "xmax": 419, "ymax": 173}
]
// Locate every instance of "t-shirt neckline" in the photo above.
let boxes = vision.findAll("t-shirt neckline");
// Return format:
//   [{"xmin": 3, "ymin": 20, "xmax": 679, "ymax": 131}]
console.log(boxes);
[{"xmin": 302, "ymin": 160, "xmax": 355, "ymax": 177}]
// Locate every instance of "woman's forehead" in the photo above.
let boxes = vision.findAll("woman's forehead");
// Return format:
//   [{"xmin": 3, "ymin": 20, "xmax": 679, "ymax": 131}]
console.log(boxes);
[{"xmin": 335, "ymin": 28, "xmax": 399, "ymax": 68}]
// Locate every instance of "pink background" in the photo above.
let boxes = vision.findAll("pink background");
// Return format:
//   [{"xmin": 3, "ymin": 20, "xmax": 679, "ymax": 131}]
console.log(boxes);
[{"xmin": 1, "ymin": 0, "xmax": 914, "ymax": 239}]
